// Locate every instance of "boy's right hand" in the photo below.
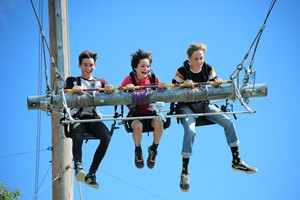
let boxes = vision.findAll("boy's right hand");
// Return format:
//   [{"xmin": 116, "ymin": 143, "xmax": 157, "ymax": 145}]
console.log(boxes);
[
  {"xmin": 72, "ymin": 86, "xmax": 83, "ymax": 94},
  {"xmin": 184, "ymin": 79, "xmax": 194, "ymax": 88},
  {"xmin": 126, "ymin": 84, "xmax": 135, "ymax": 90}
]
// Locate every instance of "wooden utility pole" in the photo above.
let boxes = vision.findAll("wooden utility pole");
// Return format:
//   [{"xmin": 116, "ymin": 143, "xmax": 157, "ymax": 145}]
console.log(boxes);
[{"xmin": 48, "ymin": 0, "xmax": 73, "ymax": 199}]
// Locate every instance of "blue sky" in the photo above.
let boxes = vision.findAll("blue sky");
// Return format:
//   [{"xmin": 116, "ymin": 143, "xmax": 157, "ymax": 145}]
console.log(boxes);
[{"xmin": 1, "ymin": 0, "xmax": 300, "ymax": 200}]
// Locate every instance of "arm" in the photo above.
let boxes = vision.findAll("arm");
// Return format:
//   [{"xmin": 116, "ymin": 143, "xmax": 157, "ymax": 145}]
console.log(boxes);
[
  {"xmin": 208, "ymin": 66, "xmax": 222, "ymax": 87},
  {"xmin": 98, "ymin": 78, "xmax": 114, "ymax": 93},
  {"xmin": 155, "ymin": 76, "xmax": 166, "ymax": 89},
  {"xmin": 65, "ymin": 77, "xmax": 83, "ymax": 93},
  {"xmin": 173, "ymin": 68, "xmax": 194, "ymax": 88},
  {"xmin": 65, "ymin": 77, "xmax": 76, "ymax": 89},
  {"xmin": 121, "ymin": 76, "xmax": 135, "ymax": 90}
]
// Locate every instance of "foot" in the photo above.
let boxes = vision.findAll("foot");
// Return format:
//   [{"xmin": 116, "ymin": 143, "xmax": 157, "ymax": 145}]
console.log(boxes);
[
  {"xmin": 180, "ymin": 173, "xmax": 190, "ymax": 192},
  {"xmin": 74, "ymin": 162, "xmax": 86, "ymax": 182},
  {"xmin": 83, "ymin": 173, "xmax": 99, "ymax": 189},
  {"xmin": 147, "ymin": 146, "xmax": 157, "ymax": 169},
  {"xmin": 135, "ymin": 151, "xmax": 144, "ymax": 169},
  {"xmin": 75, "ymin": 169, "xmax": 86, "ymax": 182},
  {"xmin": 232, "ymin": 160, "xmax": 258, "ymax": 174}
]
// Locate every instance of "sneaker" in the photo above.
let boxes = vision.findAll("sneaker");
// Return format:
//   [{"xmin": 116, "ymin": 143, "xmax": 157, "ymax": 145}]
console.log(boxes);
[
  {"xmin": 74, "ymin": 162, "xmax": 86, "ymax": 182},
  {"xmin": 83, "ymin": 173, "xmax": 99, "ymax": 189},
  {"xmin": 147, "ymin": 146, "xmax": 157, "ymax": 169},
  {"xmin": 232, "ymin": 160, "xmax": 258, "ymax": 174},
  {"xmin": 180, "ymin": 173, "xmax": 190, "ymax": 192},
  {"xmin": 75, "ymin": 169, "xmax": 86, "ymax": 182},
  {"xmin": 135, "ymin": 151, "xmax": 144, "ymax": 169}
]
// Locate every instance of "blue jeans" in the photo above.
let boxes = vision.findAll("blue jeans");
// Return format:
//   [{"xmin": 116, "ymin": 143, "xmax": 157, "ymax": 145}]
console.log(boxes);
[{"xmin": 180, "ymin": 104, "xmax": 240, "ymax": 157}]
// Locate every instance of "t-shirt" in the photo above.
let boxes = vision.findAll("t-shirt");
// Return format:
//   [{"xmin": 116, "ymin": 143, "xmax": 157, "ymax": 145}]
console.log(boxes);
[
  {"xmin": 173, "ymin": 62, "xmax": 217, "ymax": 83},
  {"xmin": 65, "ymin": 76, "xmax": 108, "ymax": 117},
  {"xmin": 121, "ymin": 74, "xmax": 161, "ymax": 112}
]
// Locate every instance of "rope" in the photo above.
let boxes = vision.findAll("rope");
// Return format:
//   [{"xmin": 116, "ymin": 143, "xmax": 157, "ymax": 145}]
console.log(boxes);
[
  {"xmin": 0, "ymin": 147, "xmax": 51, "ymax": 159},
  {"xmin": 33, "ymin": 1, "xmax": 44, "ymax": 198},
  {"xmin": 80, "ymin": 162, "xmax": 167, "ymax": 200},
  {"xmin": 30, "ymin": 0, "xmax": 66, "ymax": 107},
  {"xmin": 29, "ymin": 174, "xmax": 61, "ymax": 200},
  {"xmin": 232, "ymin": 80, "xmax": 254, "ymax": 112},
  {"xmin": 100, "ymin": 170, "xmax": 167, "ymax": 200},
  {"xmin": 132, "ymin": 90, "xmax": 149, "ymax": 106},
  {"xmin": 61, "ymin": 88, "xmax": 74, "ymax": 121},
  {"xmin": 30, "ymin": 0, "xmax": 53, "ymax": 97},
  {"xmin": 36, "ymin": 164, "xmax": 52, "ymax": 195},
  {"xmin": 76, "ymin": 181, "xmax": 83, "ymax": 200},
  {"xmin": 230, "ymin": 0, "xmax": 276, "ymax": 85}
]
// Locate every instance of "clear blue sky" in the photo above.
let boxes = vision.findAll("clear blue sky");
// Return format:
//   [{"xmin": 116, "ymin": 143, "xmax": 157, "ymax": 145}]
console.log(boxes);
[{"xmin": 1, "ymin": 0, "xmax": 299, "ymax": 200}]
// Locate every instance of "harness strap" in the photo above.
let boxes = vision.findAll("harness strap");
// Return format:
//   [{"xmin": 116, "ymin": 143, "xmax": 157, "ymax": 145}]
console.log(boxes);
[
  {"xmin": 129, "ymin": 70, "xmax": 157, "ymax": 88},
  {"xmin": 183, "ymin": 59, "xmax": 209, "ymax": 82},
  {"xmin": 123, "ymin": 69, "xmax": 169, "ymax": 133}
]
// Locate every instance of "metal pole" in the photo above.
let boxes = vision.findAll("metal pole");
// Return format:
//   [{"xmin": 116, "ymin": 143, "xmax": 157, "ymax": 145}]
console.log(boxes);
[
  {"xmin": 48, "ymin": 0, "xmax": 73, "ymax": 199},
  {"xmin": 27, "ymin": 83, "xmax": 268, "ymax": 110}
]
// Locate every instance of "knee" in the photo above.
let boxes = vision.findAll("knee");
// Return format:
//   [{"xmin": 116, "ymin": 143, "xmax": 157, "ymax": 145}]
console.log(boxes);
[
  {"xmin": 71, "ymin": 131, "xmax": 83, "ymax": 142},
  {"xmin": 184, "ymin": 130, "xmax": 195, "ymax": 138},
  {"xmin": 152, "ymin": 119, "xmax": 164, "ymax": 131},
  {"xmin": 223, "ymin": 119, "xmax": 235, "ymax": 131},
  {"xmin": 103, "ymin": 135, "xmax": 111, "ymax": 146},
  {"xmin": 131, "ymin": 120, "xmax": 143, "ymax": 133}
]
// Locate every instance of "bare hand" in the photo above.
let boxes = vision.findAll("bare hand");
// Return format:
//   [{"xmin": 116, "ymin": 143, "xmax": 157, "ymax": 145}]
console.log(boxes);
[
  {"xmin": 126, "ymin": 83, "xmax": 135, "ymax": 90},
  {"xmin": 157, "ymin": 82, "xmax": 166, "ymax": 89},
  {"xmin": 184, "ymin": 79, "xmax": 194, "ymax": 88},
  {"xmin": 104, "ymin": 84, "xmax": 114, "ymax": 93},
  {"xmin": 73, "ymin": 85, "xmax": 83, "ymax": 93},
  {"xmin": 213, "ymin": 78, "xmax": 223, "ymax": 87}
]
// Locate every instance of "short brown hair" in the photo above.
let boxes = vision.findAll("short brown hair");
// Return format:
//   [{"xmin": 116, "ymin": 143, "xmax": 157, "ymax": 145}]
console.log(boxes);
[
  {"xmin": 187, "ymin": 43, "xmax": 207, "ymax": 57},
  {"xmin": 78, "ymin": 50, "xmax": 98, "ymax": 64}
]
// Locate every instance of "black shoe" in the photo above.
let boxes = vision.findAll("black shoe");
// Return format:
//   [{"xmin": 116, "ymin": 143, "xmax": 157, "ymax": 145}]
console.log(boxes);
[
  {"xmin": 147, "ymin": 146, "xmax": 157, "ymax": 169},
  {"xmin": 232, "ymin": 160, "xmax": 258, "ymax": 174},
  {"xmin": 135, "ymin": 151, "xmax": 144, "ymax": 169},
  {"xmin": 83, "ymin": 173, "xmax": 99, "ymax": 189},
  {"xmin": 74, "ymin": 162, "xmax": 86, "ymax": 182},
  {"xmin": 180, "ymin": 173, "xmax": 190, "ymax": 192}
]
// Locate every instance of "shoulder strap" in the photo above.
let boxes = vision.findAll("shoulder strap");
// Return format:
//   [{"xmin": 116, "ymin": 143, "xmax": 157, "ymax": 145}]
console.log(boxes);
[
  {"xmin": 202, "ymin": 63, "xmax": 208, "ymax": 82},
  {"xmin": 129, "ymin": 71, "xmax": 137, "ymax": 85},
  {"xmin": 129, "ymin": 70, "xmax": 157, "ymax": 86},
  {"xmin": 183, "ymin": 60, "xmax": 191, "ymax": 80},
  {"xmin": 76, "ymin": 76, "xmax": 81, "ymax": 86},
  {"xmin": 149, "ymin": 69, "xmax": 156, "ymax": 85},
  {"xmin": 184, "ymin": 60, "xmax": 210, "ymax": 81}
]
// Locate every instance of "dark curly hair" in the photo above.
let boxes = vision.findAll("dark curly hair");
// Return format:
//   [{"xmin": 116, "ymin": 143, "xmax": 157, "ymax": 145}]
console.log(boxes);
[
  {"xmin": 78, "ymin": 50, "xmax": 98, "ymax": 64},
  {"xmin": 130, "ymin": 49, "xmax": 152, "ymax": 71}
]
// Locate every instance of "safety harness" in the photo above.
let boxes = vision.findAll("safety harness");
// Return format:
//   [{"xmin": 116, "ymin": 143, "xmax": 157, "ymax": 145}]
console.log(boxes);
[
  {"xmin": 168, "ymin": 60, "xmax": 235, "ymax": 126},
  {"xmin": 60, "ymin": 76, "xmax": 117, "ymax": 141},
  {"xmin": 118, "ymin": 70, "xmax": 170, "ymax": 133}
]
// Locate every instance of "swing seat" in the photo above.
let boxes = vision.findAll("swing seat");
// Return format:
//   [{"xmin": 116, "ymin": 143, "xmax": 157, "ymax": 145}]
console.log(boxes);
[
  {"xmin": 123, "ymin": 118, "xmax": 170, "ymax": 133},
  {"xmin": 61, "ymin": 119, "xmax": 117, "ymax": 142},
  {"xmin": 83, "ymin": 132, "xmax": 98, "ymax": 140},
  {"xmin": 195, "ymin": 116, "xmax": 215, "ymax": 126},
  {"xmin": 83, "ymin": 122, "xmax": 117, "ymax": 142}
]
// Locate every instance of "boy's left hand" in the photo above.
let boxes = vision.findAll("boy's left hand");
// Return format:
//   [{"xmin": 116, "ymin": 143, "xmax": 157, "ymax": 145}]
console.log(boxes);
[
  {"xmin": 213, "ymin": 78, "xmax": 223, "ymax": 87},
  {"xmin": 104, "ymin": 84, "xmax": 114, "ymax": 93},
  {"xmin": 157, "ymin": 82, "xmax": 166, "ymax": 89}
]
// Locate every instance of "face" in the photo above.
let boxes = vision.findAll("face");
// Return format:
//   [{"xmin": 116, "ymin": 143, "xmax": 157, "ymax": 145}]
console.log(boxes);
[
  {"xmin": 79, "ymin": 58, "xmax": 95, "ymax": 78},
  {"xmin": 135, "ymin": 58, "xmax": 151, "ymax": 80},
  {"xmin": 189, "ymin": 50, "xmax": 205, "ymax": 70}
]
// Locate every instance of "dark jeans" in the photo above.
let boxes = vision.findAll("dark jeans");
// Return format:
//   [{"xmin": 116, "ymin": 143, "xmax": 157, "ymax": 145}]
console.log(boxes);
[{"xmin": 71, "ymin": 120, "xmax": 112, "ymax": 173}]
